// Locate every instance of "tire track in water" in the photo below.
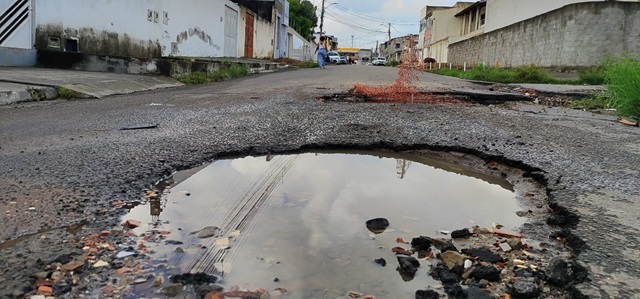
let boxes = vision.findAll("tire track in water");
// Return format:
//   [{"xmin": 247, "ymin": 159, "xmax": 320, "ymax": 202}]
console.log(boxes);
[{"xmin": 183, "ymin": 155, "xmax": 299, "ymax": 276}]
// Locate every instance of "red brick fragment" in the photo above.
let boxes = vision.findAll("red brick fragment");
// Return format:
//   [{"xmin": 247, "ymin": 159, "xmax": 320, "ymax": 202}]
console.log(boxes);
[
  {"xmin": 395, "ymin": 237, "xmax": 409, "ymax": 244},
  {"xmin": 391, "ymin": 246, "xmax": 413, "ymax": 256},
  {"xmin": 37, "ymin": 286, "xmax": 53, "ymax": 294},
  {"xmin": 122, "ymin": 219, "xmax": 142, "ymax": 228}
]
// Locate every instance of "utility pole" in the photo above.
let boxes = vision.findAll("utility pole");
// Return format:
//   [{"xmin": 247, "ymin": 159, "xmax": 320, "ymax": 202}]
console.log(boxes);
[
  {"xmin": 351, "ymin": 35, "xmax": 354, "ymax": 47},
  {"xmin": 388, "ymin": 23, "xmax": 391, "ymax": 42},
  {"xmin": 319, "ymin": 0, "xmax": 326, "ymax": 34},
  {"xmin": 375, "ymin": 40, "xmax": 378, "ymax": 56}
]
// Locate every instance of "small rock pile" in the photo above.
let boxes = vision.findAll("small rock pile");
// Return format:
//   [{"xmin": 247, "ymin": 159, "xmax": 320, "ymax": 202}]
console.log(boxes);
[
  {"xmin": 374, "ymin": 220, "xmax": 569, "ymax": 299},
  {"xmin": 491, "ymin": 84, "xmax": 574, "ymax": 107}
]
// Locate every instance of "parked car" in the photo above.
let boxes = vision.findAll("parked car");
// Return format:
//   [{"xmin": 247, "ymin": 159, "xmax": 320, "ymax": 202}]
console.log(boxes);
[
  {"xmin": 372, "ymin": 57, "xmax": 387, "ymax": 66},
  {"xmin": 338, "ymin": 56, "xmax": 347, "ymax": 64},
  {"xmin": 327, "ymin": 51, "xmax": 340, "ymax": 64}
]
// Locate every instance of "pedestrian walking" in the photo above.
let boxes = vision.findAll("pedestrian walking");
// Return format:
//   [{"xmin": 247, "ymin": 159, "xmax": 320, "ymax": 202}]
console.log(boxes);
[{"xmin": 315, "ymin": 36, "xmax": 328, "ymax": 69}]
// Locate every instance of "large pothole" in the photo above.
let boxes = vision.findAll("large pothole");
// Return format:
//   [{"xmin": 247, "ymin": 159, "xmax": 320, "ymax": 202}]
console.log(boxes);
[{"xmin": 101, "ymin": 150, "xmax": 570, "ymax": 298}]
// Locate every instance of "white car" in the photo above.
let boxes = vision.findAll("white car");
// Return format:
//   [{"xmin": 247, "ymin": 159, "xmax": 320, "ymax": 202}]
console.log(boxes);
[
  {"xmin": 327, "ymin": 51, "xmax": 340, "ymax": 64},
  {"xmin": 372, "ymin": 57, "xmax": 387, "ymax": 66}
]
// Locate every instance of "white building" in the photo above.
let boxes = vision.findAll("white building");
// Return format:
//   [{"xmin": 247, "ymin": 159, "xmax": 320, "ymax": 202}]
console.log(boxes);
[
  {"xmin": 418, "ymin": 0, "xmax": 640, "ymax": 64},
  {"xmin": 0, "ymin": 0, "xmax": 292, "ymax": 66}
]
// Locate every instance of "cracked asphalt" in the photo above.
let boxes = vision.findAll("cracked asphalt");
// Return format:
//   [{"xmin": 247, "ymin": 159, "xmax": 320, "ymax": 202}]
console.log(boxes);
[{"xmin": 0, "ymin": 65, "xmax": 639, "ymax": 298}]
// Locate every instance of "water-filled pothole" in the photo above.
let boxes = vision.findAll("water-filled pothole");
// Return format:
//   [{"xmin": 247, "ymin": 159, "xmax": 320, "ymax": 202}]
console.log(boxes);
[
  {"xmin": 120, "ymin": 151, "xmax": 548, "ymax": 298},
  {"xmin": 320, "ymin": 91, "xmax": 529, "ymax": 104}
]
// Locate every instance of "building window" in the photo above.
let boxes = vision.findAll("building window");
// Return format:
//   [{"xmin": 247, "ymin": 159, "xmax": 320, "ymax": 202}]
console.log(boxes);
[{"xmin": 480, "ymin": 7, "xmax": 486, "ymax": 25}]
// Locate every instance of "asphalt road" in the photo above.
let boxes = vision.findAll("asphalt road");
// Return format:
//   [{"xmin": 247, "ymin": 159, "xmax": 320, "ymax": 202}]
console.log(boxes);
[{"xmin": 0, "ymin": 65, "xmax": 639, "ymax": 298}]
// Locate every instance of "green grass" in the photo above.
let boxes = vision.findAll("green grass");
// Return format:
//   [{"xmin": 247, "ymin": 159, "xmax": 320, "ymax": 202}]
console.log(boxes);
[
  {"xmin": 388, "ymin": 60, "xmax": 400, "ymax": 67},
  {"xmin": 569, "ymin": 93, "xmax": 613, "ymax": 110},
  {"xmin": 604, "ymin": 56, "xmax": 640, "ymax": 119},
  {"xmin": 295, "ymin": 60, "xmax": 319, "ymax": 68},
  {"xmin": 227, "ymin": 64, "xmax": 249, "ymax": 78},
  {"xmin": 578, "ymin": 67, "xmax": 606, "ymax": 85},
  {"xmin": 176, "ymin": 64, "xmax": 251, "ymax": 85},
  {"xmin": 430, "ymin": 64, "xmax": 572, "ymax": 84},
  {"xmin": 57, "ymin": 87, "xmax": 79, "ymax": 99}
]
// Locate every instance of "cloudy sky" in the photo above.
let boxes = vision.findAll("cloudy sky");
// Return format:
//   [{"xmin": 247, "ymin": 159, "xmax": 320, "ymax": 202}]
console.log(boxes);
[{"xmin": 306, "ymin": 0, "xmax": 474, "ymax": 49}]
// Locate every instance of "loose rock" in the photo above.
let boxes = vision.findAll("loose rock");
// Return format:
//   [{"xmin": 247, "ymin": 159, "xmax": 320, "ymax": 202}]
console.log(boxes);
[
  {"xmin": 397, "ymin": 256, "xmax": 420, "ymax": 277},
  {"xmin": 374, "ymin": 258, "xmax": 387, "ymax": 267},
  {"xmin": 461, "ymin": 247, "xmax": 504, "ymax": 263},
  {"xmin": 471, "ymin": 265, "xmax": 501, "ymax": 282},
  {"xmin": 410, "ymin": 236, "xmax": 432, "ymax": 251},
  {"xmin": 430, "ymin": 264, "xmax": 460, "ymax": 284},
  {"xmin": 196, "ymin": 226, "xmax": 219, "ymax": 238},
  {"xmin": 511, "ymin": 278, "xmax": 541, "ymax": 298},
  {"xmin": 365, "ymin": 218, "xmax": 389, "ymax": 234},
  {"xmin": 466, "ymin": 286, "xmax": 493, "ymax": 299},
  {"xmin": 450, "ymin": 228, "xmax": 471, "ymax": 239},
  {"xmin": 415, "ymin": 289, "xmax": 439, "ymax": 299}
]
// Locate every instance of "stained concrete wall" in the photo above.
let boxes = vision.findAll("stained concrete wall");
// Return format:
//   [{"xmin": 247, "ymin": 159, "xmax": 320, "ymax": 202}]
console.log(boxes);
[
  {"xmin": 287, "ymin": 27, "xmax": 312, "ymax": 61},
  {"xmin": 485, "ymin": 0, "xmax": 640, "ymax": 33},
  {"xmin": 0, "ymin": 47, "xmax": 36, "ymax": 66},
  {"xmin": 253, "ymin": 11, "xmax": 275, "ymax": 59},
  {"xmin": 448, "ymin": 2, "xmax": 640, "ymax": 68},
  {"xmin": 34, "ymin": 0, "xmax": 239, "ymax": 59}
]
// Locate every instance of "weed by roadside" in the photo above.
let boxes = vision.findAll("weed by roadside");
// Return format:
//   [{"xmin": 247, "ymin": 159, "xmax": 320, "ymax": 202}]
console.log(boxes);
[
  {"xmin": 295, "ymin": 60, "xmax": 320, "ymax": 68},
  {"xmin": 568, "ymin": 92, "xmax": 612, "ymax": 110},
  {"xmin": 176, "ymin": 64, "xmax": 250, "ymax": 85},
  {"xmin": 430, "ymin": 65, "xmax": 573, "ymax": 84},
  {"xmin": 578, "ymin": 67, "xmax": 605, "ymax": 85},
  {"xmin": 57, "ymin": 87, "xmax": 79, "ymax": 99},
  {"xmin": 604, "ymin": 56, "xmax": 640, "ymax": 120}
]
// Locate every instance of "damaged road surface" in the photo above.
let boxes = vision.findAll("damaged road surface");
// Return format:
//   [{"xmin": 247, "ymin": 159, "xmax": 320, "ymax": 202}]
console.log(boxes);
[{"xmin": 0, "ymin": 66, "xmax": 638, "ymax": 298}]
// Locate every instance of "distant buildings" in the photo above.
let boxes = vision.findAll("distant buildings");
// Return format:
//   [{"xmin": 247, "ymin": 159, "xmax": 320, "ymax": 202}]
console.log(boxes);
[{"xmin": 378, "ymin": 34, "xmax": 419, "ymax": 63}]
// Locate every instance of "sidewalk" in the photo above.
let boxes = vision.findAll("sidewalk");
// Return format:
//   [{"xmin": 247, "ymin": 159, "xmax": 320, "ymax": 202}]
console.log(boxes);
[{"xmin": 0, "ymin": 67, "xmax": 184, "ymax": 104}]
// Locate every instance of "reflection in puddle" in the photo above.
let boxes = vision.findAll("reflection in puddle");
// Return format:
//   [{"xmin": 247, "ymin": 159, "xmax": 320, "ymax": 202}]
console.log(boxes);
[{"xmin": 123, "ymin": 152, "xmax": 525, "ymax": 298}]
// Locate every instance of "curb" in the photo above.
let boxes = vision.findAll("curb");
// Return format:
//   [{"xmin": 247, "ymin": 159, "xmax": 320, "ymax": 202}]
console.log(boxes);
[{"xmin": 0, "ymin": 84, "xmax": 58, "ymax": 105}]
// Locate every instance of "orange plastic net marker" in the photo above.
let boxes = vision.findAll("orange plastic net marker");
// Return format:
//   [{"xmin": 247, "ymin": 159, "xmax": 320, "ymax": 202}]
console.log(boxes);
[{"xmin": 353, "ymin": 36, "xmax": 464, "ymax": 104}]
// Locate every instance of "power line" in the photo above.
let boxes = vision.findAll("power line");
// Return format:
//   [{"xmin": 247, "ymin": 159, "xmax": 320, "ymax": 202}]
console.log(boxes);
[
  {"xmin": 324, "ymin": 12, "xmax": 387, "ymax": 34},
  {"xmin": 330, "ymin": 5, "xmax": 419, "ymax": 24},
  {"xmin": 323, "ymin": 9, "xmax": 383, "ymax": 30}
]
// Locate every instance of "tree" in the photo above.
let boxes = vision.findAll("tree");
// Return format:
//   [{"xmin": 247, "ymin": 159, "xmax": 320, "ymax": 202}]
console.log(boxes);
[{"xmin": 288, "ymin": 0, "xmax": 318, "ymax": 40}]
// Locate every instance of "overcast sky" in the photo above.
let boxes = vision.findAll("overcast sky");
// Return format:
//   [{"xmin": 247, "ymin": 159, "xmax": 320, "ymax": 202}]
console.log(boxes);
[{"xmin": 306, "ymin": 0, "xmax": 474, "ymax": 49}]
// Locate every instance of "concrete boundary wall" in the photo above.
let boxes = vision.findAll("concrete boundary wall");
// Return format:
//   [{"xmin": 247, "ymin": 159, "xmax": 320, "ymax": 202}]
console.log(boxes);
[
  {"xmin": 448, "ymin": 2, "xmax": 640, "ymax": 68},
  {"xmin": 0, "ymin": 47, "xmax": 36, "ymax": 66}
]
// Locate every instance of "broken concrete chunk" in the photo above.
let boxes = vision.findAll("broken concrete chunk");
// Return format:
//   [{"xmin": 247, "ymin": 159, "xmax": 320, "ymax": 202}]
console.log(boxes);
[
  {"xmin": 93, "ymin": 260, "xmax": 109, "ymax": 268},
  {"xmin": 61, "ymin": 260, "xmax": 84, "ymax": 272},
  {"xmin": 116, "ymin": 251, "xmax": 136, "ymax": 259},
  {"xmin": 196, "ymin": 226, "xmax": 219, "ymax": 238},
  {"xmin": 440, "ymin": 251, "xmax": 468, "ymax": 269},
  {"xmin": 499, "ymin": 242, "xmax": 512, "ymax": 252}
]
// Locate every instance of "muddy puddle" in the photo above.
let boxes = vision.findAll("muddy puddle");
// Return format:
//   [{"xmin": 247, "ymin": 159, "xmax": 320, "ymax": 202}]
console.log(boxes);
[{"xmin": 120, "ymin": 151, "xmax": 545, "ymax": 298}]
